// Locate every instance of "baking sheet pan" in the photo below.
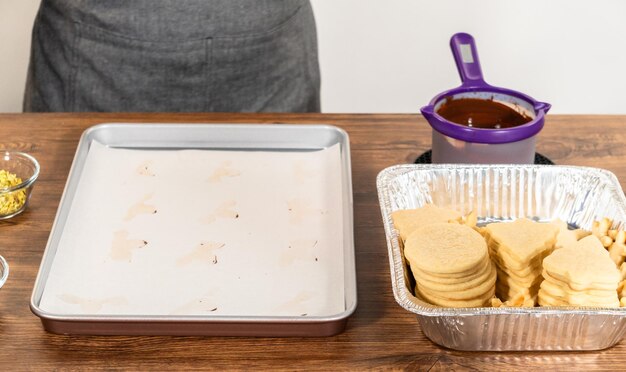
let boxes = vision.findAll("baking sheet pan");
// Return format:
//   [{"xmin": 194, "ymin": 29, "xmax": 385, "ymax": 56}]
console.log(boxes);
[{"xmin": 31, "ymin": 123, "xmax": 356, "ymax": 336}]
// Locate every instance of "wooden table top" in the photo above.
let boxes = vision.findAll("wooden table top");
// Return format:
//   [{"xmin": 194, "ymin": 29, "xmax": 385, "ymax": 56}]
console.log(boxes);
[{"xmin": 1, "ymin": 113, "xmax": 626, "ymax": 370}]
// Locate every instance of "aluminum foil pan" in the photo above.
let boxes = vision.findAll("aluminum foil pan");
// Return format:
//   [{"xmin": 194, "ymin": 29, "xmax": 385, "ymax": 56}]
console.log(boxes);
[{"xmin": 377, "ymin": 164, "xmax": 626, "ymax": 351}]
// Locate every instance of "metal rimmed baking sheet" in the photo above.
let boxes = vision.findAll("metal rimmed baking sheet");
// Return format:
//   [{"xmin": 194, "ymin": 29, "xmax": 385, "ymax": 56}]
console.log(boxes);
[{"xmin": 31, "ymin": 123, "xmax": 356, "ymax": 336}]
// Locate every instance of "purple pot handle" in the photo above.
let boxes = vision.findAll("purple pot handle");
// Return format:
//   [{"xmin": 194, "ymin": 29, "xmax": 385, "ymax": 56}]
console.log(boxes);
[{"xmin": 450, "ymin": 33, "xmax": 488, "ymax": 88}]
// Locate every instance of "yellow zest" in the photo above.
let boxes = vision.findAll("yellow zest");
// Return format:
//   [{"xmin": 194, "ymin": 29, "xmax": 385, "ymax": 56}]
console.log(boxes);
[{"xmin": 0, "ymin": 169, "xmax": 26, "ymax": 215}]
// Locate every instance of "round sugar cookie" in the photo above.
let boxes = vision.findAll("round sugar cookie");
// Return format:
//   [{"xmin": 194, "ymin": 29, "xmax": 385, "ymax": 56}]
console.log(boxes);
[
  {"xmin": 415, "ymin": 258, "xmax": 489, "ymax": 280},
  {"xmin": 404, "ymin": 223, "xmax": 488, "ymax": 275},
  {"xmin": 413, "ymin": 256, "xmax": 491, "ymax": 283},
  {"xmin": 417, "ymin": 263, "xmax": 496, "ymax": 300},
  {"xmin": 417, "ymin": 284, "xmax": 495, "ymax": 308},
  {"xmin": 413, "ymin": 260, "xmax": 492, "ymax": 291}
]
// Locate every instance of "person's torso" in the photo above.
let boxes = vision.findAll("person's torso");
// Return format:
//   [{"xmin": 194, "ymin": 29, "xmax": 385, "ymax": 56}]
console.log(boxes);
[{"xmin": 43, "ymin": 0, "xmax": 308, "ymax": 40}]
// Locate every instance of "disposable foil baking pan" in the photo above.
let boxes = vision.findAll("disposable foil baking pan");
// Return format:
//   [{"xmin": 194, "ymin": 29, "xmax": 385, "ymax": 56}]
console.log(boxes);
[
  {"xmin": 377, "ymin": 164, "xmax": 626, "ymax": 351},
  {"xmin": 31, "ymin": 123, "xmax": 356, "ymax": 336}
]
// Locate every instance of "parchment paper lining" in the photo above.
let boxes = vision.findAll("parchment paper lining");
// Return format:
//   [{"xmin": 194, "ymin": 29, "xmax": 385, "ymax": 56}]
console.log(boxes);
[{"xmin": 39, "ymin": 141, "xmax": 345, "ymax": 317}]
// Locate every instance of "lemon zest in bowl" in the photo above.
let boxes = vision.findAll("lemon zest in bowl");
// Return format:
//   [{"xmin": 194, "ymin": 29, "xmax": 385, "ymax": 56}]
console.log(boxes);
[{"xmin": 0, "ymin": 169, "xmax": 27, "ymax": 215}]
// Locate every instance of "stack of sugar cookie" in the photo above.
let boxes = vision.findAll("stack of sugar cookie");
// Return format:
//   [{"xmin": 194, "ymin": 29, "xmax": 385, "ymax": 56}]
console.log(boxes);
[
  {"xmin": 539, "ymin": 235, "xmax": 621, "ymax": 307},
  {"xmin": 484, "ymin": 218, "xmax": 559, "ymax": 305},
  {"xmin": 404, "ymin": 222, "xmax": 496, "ymax": 307},
  {"xmin": 391, "ymin": 204, "xmax": 472, "ymax": 301}
]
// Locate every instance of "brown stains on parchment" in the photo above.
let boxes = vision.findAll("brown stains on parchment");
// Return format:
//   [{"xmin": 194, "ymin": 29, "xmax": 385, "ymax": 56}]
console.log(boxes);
[
  {"xmin": 124, "ymin": 193, "xmax": 157, "ymax": 221},
  {"xmin": 176, "ymin": 242, "xmax": 225, "ymax": 267},
  {"xmin": 111, "ymin": 230, "xmax": 148, "ymax": 262},
  {"xmin": 287, "ymin": 199, "xmax": 325, "ymax": 224},
  {"xmin": 136, "ymin": 160, "xmax": 156, "ymax": 176},
  {"xmin": 58, "ymin": 294, "xmax": 128, "ymax": 313},
  {"xmin": 208, "ymin": 161, "xmax": 240, "ymax": 183},
  {"xmin": 200, "ymin": 200, "xmax": 239, "ymax": 224},
  {"xmin": 280, "ymin": 239, "xmax": 319, "ymax": 266}
]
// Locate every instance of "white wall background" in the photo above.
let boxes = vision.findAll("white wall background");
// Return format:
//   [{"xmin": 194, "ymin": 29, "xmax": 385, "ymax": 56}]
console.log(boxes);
[
  {"xmin": 2, "ymin": 0, "xmax": 626, "ymax": 114},
  {"xmin": 0, "ymin": 1, "xmax": 39, "ymax": 112}
]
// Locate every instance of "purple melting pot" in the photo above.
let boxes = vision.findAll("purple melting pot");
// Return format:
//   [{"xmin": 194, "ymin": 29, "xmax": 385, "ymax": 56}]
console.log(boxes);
[{"xmin": 420, "ymin": 32, "xmax": 551, "ymax": 164}]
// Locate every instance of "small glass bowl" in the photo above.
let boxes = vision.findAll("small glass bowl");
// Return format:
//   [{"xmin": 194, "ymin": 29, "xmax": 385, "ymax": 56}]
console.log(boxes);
[
  {"xmin": 0, "ymin": 255, "xmax": 8, "ymax": 289},
  {"xmin": 0, "ymin": 151, "xmax": 40, "ymax": 219}
]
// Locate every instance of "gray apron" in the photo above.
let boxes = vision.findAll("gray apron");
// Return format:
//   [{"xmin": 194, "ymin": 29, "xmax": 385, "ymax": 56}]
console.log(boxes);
[{"xmin": 23, "ymin": 0, "xmax": 320, "ymax": 112}]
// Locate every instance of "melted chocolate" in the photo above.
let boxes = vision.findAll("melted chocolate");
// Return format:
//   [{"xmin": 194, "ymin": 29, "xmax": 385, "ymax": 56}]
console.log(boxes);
[{"xmin": 437, "ymin": 98, "xmax": 532, "ymax": 129}]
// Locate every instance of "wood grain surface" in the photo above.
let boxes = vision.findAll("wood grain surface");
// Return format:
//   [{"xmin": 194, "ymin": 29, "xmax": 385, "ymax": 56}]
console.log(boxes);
[{"xmin": 1, "ymin": 113, "xmax": 626, "ymax": 371}]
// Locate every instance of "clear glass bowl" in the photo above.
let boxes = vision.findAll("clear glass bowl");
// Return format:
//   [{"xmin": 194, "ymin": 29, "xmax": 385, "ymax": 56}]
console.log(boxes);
[
  {"xmin": 0, "ymin": 151, "xmax": 40, "ymax": 219},
  {"xmin": 0, "ymin": 255, "xmax": 8, "ymax": 289}
]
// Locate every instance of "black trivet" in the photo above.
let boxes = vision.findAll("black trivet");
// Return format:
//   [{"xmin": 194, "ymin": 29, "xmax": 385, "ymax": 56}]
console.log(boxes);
[{"xmin": 414, "ymin": 150, "xmax": 554, "ymax": 165}]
